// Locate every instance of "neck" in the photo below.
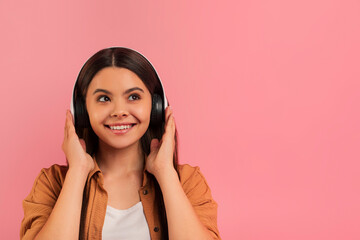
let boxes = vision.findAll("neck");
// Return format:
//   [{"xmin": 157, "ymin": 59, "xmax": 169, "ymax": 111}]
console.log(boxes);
[{"xmin": 95, "ymin": 140, "xmax": 145, "ymax": 176}]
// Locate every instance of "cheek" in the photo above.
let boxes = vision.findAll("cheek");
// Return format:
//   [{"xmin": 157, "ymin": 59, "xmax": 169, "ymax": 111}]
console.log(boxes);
[
  {"xmin": 136, "ymin": 102, "xmax": 152, "ymax": 122},
  {"xmin": 88, "ymin": 112, "xmax": 99, "ymax": 126},
  {"xmin": 86, "ymin": 104, "xmax": 104, "ymax": 127}
]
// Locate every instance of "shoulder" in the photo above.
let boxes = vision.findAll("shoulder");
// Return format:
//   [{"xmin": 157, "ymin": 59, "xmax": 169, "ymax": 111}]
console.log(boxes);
[
  {"xmin": 177, "ymin": 164, "xmax": 212, "ymax": 198},
  {"xmin": 20, "ymin": 164, "xmax": 69, "ymax": 239},
  {"xmin": 177, "ymin": 163, "xmax": 202, "ymax": 181},
  {"xmin": 40, "ymin": 163, "xmax": 68, "ymax": 180},
  {"xmin": 176, "ymin": 164, "xmax": 221, "ymax": 239},
  {"xmin": 177, "ymin": 163, "xmax": 208, "ymax": 183},
  {"xmin": 26, "ymin": 164, "xmax": 69, "ymax": 202},
  {"xmin": 38, "ymin": 164, "xmax": 68, "ymax": 188}
]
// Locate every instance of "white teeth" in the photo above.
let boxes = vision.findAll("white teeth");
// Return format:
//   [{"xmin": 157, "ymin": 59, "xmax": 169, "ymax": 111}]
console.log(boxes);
[{"xmin": 109, "ymin": 125, "xmax": 132, "ymax": 130}]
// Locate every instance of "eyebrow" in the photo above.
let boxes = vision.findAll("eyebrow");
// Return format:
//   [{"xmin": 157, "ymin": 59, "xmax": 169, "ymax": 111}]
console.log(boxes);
[{"xmin": 92, "ymin": 87, "xmax": 144, "ymax": 96}]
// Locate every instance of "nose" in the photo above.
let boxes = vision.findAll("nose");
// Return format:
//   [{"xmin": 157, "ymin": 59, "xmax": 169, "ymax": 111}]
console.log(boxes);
[{"xmin": 110, "ymin": 101, "xmax": 129, "ymax": 118}]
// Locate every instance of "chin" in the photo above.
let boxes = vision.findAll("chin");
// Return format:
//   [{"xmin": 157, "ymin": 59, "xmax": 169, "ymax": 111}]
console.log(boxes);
[{"xmin": 101, "ymin": 138, "xmax": 141, "ymax": 150}]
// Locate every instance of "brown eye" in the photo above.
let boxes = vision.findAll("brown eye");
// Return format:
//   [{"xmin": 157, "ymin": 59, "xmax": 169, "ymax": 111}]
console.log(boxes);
[
  {"xmin": 98, "ymin": 95, "xmax": 110, "ymax": 102},
  {"xmin": 129, "ymin": 94, "xmax": 140, "ymax": 101}
]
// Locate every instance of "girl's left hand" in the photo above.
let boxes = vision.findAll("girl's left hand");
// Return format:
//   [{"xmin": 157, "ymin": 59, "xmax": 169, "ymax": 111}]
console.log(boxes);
[{"xmin": 145, "ymin": 106, "xmax": 176, "ymax": 178}]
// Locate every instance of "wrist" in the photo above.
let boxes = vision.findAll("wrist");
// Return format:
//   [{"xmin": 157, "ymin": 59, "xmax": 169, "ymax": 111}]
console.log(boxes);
[
  {"xmin": 68, "ymin": 164, "xmax": 91, "ymax": 178},
  {"xmin": 154, "ymin": 167, "xmax": 178, "ymax": 186}
]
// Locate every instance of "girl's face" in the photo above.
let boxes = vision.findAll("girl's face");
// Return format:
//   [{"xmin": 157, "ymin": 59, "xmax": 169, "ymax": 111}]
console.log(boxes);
[{"xmin": 85, "ymin": 67, "xmax": 152, "ymax": 151}]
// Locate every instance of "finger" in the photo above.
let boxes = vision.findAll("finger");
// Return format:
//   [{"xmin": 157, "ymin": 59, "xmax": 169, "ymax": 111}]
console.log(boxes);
[
  {"xmin": 64, "ymin": 110, "xmax": 69, "ymax": 139},
  {"xmin": 169, "ymin": 114, "xmax": 175, "ymax": 133},
  {"xmin": 169, "ymin": 110, "xmax": 175, "ymax": 125},
  {"xmin": 65, "ymin": 110, "xmax": 76, "ymax": 135},
  {"xmin": 164, "ymin": 107, "xmax": 173, "ymax": 128},
  {"xmin": 166, "ymin": 107, "xmax": 175, "ymax": 127},
  {"xmin": 69, "ymin": 109, "xmax": 75, "ymax": 125},
  {"xmin": 165, "ymin": 106, "xmax": 172, "ymax": 123},
  {"xmin": 164, "ymin": 113, "xmax": 175, "ymax": 139}
]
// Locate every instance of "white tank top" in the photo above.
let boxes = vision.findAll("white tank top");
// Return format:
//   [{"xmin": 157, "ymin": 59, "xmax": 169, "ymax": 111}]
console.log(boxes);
[{"xmin": 102, "ymin": 201, "xmax": 151, "ymax": 240}]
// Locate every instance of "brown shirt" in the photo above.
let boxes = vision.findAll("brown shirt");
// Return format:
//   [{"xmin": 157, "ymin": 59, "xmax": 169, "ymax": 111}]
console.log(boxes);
[{"xmin": 20, "ymin": 160, "xmax": 221, "ymax": 239}]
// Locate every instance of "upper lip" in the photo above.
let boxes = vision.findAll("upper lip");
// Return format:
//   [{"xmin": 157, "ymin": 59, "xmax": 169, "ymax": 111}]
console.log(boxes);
[{"xmin": 106, "ymin": 123, "xmax": 136, "ymax": 127}]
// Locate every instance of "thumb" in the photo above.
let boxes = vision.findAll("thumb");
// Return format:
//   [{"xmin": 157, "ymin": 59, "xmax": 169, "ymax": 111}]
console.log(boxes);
[
  {"xmin": 150, "ymin": 138, "xmax": 160, "ymax": 152},
  {"xmin": 79, "ymin": 139, "xmax": 86, "ymax": 152}
]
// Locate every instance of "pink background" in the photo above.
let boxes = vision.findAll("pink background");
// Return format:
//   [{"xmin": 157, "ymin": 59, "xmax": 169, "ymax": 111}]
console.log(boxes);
[{"xmin": 1, "ymin": 0, "xmax": 360, "ymax": 239}]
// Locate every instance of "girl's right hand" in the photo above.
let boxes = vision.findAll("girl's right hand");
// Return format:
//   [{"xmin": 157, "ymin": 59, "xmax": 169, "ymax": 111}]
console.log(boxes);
[{"xmin": 62, "ymin": 109, "xmax": 94, "ymax": 173}]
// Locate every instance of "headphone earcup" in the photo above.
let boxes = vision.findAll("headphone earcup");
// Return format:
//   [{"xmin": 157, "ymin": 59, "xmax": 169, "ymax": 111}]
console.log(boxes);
[
  {"xmin": 150, "ymin": 94, "xmax": 164, "ymax": 127},
  {"xmin": 74, "ymin": 98, "xmax": 89, "ymax": 133}
]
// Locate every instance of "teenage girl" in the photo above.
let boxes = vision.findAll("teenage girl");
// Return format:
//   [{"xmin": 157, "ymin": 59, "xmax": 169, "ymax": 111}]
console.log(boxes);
[{"xmin": 20, "ymin": 47, "xmax": 220, "ymax": 240}]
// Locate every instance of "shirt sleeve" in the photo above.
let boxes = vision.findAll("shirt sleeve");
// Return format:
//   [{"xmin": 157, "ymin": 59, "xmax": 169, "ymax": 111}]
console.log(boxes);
[
  {"xmin": 20, "ymin": 165, "xmax": 65, "ymax": 240},
  {"xmin": 179, "ymin": 164, "xmax": 221, "ymax": 240}
]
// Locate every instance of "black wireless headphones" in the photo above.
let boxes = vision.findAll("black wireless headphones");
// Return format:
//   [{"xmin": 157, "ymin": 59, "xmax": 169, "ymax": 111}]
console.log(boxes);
[{"xmin": 70, "ymin": 47, "xmax": 169, "ymax": 129}]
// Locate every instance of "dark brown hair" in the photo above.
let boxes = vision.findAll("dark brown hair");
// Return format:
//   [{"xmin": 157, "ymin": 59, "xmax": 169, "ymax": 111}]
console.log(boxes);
[{"xmin": 73, "ymin": 47, "xmax": 179, "ymax": 239}]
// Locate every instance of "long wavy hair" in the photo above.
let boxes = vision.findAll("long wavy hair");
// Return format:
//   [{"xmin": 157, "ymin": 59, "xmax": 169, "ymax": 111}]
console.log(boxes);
[{"xmin": 72, "ymin": 47, "xmax": 179, "ymax": 239}]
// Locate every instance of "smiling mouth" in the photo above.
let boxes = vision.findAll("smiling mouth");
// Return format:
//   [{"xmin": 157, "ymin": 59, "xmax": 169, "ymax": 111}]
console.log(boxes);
[{"xmin": 104, "ymin": 124, "xmax": 136, "ymax": 130}]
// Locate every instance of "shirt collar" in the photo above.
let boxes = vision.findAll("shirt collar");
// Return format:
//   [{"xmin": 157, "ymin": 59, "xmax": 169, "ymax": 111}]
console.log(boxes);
[
  {"xmin": 142, "ymin": 168, "xmax": 150, "ymax": 187},
  {"xmin": 88, "ymin": 156, "xmax": 101, "ymax": 180}
]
